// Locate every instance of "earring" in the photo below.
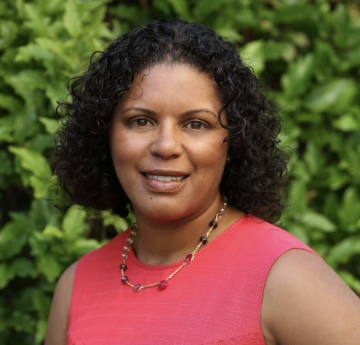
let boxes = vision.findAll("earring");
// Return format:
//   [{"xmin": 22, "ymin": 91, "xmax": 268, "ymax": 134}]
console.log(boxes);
[{"xmin": 227, "ymin": 157, "xmax": 232, "ymax": 164}]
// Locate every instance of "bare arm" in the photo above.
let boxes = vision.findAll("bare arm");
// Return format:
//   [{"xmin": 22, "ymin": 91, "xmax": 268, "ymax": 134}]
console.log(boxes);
[
  {"xmin": 45, "ymin": 261, "xmax": 78, "ymax": 345},
  {"xmin": 261, "ymin": 249, "xmax": 360, "ymax": 345}
]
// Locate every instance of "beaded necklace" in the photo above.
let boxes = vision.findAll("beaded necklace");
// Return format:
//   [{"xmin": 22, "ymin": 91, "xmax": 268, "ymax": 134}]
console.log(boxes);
[{"xmin": 119, "ymin": 197, "xmax": 227, "ymax": 293}]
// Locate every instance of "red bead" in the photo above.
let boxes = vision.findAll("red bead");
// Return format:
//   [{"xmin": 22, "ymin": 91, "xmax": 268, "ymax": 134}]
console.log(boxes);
[
  {"xmin": 209, "ymin": 220, "xmax": 218, "ymax": 229},
  {"xmin": 121, "ymin": 276, "xmax": 128, "ymax": 283},
  {"xmin": 119, "ymin": 264, "xmax": 127, "ymax": 271},
  {"xmin": 133, "ymin": 284, "xmax": 141, "ymax": 292},
  {"xmin": 200, "ymin": 236, "xmax": 207, "ymax": 244},
  {"xmin": 158, "ymin": 280, "xmax": 168, "ymax": 290},
  {"xmin": 184, "ymin": 254, "xmax": 193, "ymax": 264}
]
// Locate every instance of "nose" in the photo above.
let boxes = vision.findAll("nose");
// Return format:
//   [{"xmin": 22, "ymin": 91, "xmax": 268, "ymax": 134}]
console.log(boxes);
[{"xmin": 149, "ymin": 122, "xmax": 182, "ymax": 160}]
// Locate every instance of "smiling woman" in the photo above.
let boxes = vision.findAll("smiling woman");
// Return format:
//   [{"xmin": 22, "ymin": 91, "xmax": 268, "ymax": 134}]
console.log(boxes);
[
  {"xmin": 110, "ymin": 65, "xmax": 228, "ymax": 221},
  {"xmin": 46, "ymin": 19, "xmax": 360, "ymax": 345}
]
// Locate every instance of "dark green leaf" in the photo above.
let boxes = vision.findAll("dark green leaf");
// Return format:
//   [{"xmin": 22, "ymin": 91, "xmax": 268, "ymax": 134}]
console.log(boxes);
[{"xmin": 305, "ymin": 79, "xmax": 357, "ymax": 113}]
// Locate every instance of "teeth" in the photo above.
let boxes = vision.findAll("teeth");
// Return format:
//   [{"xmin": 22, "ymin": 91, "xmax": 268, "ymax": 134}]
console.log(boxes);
[{"xmin": 145, "ymin": 174, "xmax": 185, "ymax": 181}]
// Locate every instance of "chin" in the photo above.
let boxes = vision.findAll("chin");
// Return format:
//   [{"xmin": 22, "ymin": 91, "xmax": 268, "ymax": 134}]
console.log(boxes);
[{"xmin": 132, "ymin": 198, "xmax": 190, "ymax": 222}]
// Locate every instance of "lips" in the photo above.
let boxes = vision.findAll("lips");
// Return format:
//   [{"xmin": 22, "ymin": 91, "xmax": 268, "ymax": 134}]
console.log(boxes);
[
  {"xmin": 141, "ymin": 170, "xmax": 189, "ymax": 193},
  {"xmin": 143, "ymin": 173, "xmax": 187, "ymax": 181}
]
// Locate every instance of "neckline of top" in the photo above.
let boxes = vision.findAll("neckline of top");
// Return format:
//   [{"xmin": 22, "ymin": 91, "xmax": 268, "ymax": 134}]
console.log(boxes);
[{"xmin": 125, "ymin": 214, "xmax": 249, "ymax": 271}]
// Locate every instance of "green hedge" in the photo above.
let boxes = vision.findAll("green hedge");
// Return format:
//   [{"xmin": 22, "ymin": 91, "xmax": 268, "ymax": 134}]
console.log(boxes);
[{"xmin": 0, "ymin": 0, "xmax": 359, "ymax": 343}]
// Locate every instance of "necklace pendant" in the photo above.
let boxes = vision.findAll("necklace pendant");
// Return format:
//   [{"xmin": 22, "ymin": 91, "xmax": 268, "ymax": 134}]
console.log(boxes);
[
  {"xmin": 184, "ymin": 254, "xmax": 194, "ymax": 264},
  {"xmin": 158, "ymin": 280, "xmax": 168, "ymax": 290},
  {"xmin": 133, "ymin": 283, "xmax": 142, "ymax": 292}
]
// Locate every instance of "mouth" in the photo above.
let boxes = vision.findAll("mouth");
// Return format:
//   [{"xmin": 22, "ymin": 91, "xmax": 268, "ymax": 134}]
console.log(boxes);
[{"xmin": 142, "ymin": 173, "xmax": 187, "ymax": 182}]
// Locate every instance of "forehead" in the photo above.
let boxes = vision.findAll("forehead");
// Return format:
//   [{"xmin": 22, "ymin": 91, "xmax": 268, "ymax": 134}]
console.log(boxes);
[{"xmin": 119, "ymin": 64, "xmax": 222, "ymax": 111}]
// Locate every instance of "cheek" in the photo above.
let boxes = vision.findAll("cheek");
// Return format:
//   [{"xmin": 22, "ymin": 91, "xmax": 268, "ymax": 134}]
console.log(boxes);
[
  {"xmin": 188, "ymin": 138, "xmax": 227, "ymax": 172},
  {"xmin": 110, "ymin": 132, "xmax": 135, "ymax": 177},
  {"xmin": 111, "ymin": 128, "xmax": 142, "ymax": 162}
]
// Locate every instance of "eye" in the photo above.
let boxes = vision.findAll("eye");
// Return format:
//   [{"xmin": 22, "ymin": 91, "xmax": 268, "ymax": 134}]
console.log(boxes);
[
  {"xmin": 131, "ymin": 118, "xmax": 152, "ymax": 127},
  {"xmin": 185, "ymin": 121, "xmax": 207, "ymax": 130}
]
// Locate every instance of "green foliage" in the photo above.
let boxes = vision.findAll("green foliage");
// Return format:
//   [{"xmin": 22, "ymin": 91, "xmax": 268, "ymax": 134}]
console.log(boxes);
[{"xmin": 0, "ymin": 0, "xmax": 359, "ymax": 343}]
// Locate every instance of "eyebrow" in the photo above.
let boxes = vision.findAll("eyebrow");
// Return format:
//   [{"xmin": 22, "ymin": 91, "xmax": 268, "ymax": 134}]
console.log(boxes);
[{"xmin": 120, "ymin": 107, "xmax": 217, "ymax": 119}]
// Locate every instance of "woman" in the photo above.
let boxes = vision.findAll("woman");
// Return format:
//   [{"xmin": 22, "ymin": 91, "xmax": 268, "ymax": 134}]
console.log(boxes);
[{"xmin": 46, "ymin": 19, "xmax": 360, "ymax": 344}]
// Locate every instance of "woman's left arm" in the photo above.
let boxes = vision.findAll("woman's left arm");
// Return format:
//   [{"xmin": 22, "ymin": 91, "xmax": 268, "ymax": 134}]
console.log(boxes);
[{"xmin": 261, "ymin": 249, "xmax": 360, "ymax": 345}]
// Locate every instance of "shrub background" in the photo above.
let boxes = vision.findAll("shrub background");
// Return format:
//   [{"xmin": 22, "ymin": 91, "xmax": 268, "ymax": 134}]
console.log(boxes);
[{"xmin": 0, "ymin": 0, "xmax": 359, "ymax": 343}]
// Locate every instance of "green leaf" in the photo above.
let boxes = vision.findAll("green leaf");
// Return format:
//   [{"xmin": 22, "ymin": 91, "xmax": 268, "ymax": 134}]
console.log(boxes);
[
  {"xmin": 345, "ymin": 46, "xmax": 360, "ymax": 69},
  {"xmin": 8, "ymin": 146, "xmax": 51, "ymax": 178},
  {"xmin": 0, "ymin": 219, "xmax": 29, "ymax": 260},
  {"xmin": 0, "ymin": 150, "xmax": 12, "ymax": 175},
  {"xmin": 29, "ymin": 198, "xmax": 55, "ymax": 230},
  {"xmin": 103, "ymin": 211, "xmax": 129, "ymax": 233},
  {"xmin": 36, "ymin": 37, "xmax": 64, "ymax": 56},
  {"xmin": 15, "ymin": 43, "xmax": 53, "ymax": 62},
  {"xmin": 26, "ymin": 133, "xmax": 54, "ymax": 152},
  {"xmin": 194, "ymin": 0, "xmax": 230, "ymax": 19},
  {"xmin": 79, "ymin": 0, "xmax": 108, "ymax": 12},
  {"xmin": 110, "ymin": 4, "xmax": 147, "ymax": 25},
  {"xmin": 64, "ymin": 0, "xmax": 81, "ymax": 37},
  {"xmin": 264, "ymin": 41, "xmax": 296, "ymax": 62},
  {"xmin": 323, "ymin": 193, "xmax": 339, "ymax": 223},
  {"xmin": 0, "ymin": 115, "xmax": 13, "ymax": 142},
  {"xmin": 43, "ymin": 225, "xmax": 64, "ymax": 239},
  {"xmin": 62, "ymin": 206, "xmax": 87, "ymax": 236},
  {"xmin": 153, "ymin": 0, "xmax": 171, "ymax": 15},
  {"xmin": 303, "ymin": 141, "xmax": 323, "ymax": 175},
  {"xmin": 4, "ymin": 70, "xmax": 47, "ymax": 96},
  {"xmin": 29, "ymin": 175, "xmax": 53, "ymax": 199},
  {"xmin": 288, "ymin": 225, "xmax": 309, "ymax": 245},
  {"xmin": 37, "ymin": 253, "xmax": 62, "ymax": 282},
  {"xmin": 281, "ymin": 54, "xmax": 314, "ymax": 99},
  {"xmin": 32, "ymin": 290, "xmax": 51, "ymax": 320},
  {"xmin": 8, "ymin": 311, "xmax": 35, "ymax": 333},
  {"xmin": 72, "ymin": 238, "xmax": 101, "ymax": 256},
  {"xmin": 216, "ymin": 28, "xmax": 242, "ymax": 44},
  {"xmin": 287, "ymin": 179, "xmax": 307, "ymax": 214},
  {"xmin": 338, "ymin": 187, "xmax": 360, "ymax": 232},
  {"xmin": 287, "ymin": 32, "xmax": 310, "ymax": 48},
  {"xmin": 23, "ymin": 3, "xmax": 51, "ymax": 36},
  {"xmin": 305, "ymin": 79, "xmax": 357, "ymax": 113},
  {"xmin": 10, "ymin": 258, "xmax": 36, "ymax": 278},
  {"xmin": 166, "ymin": 0, "xmax": 191, "ymax": 20},
  {"xmin": 39, "ymin": 117, "xmax": 61, "ymax": 134},
  {"xmin": 0, "ymin": 264, "xmax": 14, "ymax": 289},
  {"xmin": 239, "ymin": 40, "xmax": 264, "ymax": 75},
  {"xmin": 326, "ymin": 237, "xmax": 360, "ymax": 267},
  {"xmin": 0, "ymin": 94, "xmax": 22, "ymax": 113},
  {"xmin": 35, "ymin": 320, "xmax": 48, "ymax": 344},
  {"xmin": 13, "ymin": 152, "xmax": 32, "ymax": 186},
  {"xmin": 332, "ymin": 114, "xmax": 359, "ymax": 131},
  {"xmin": 273, "ymin": 4, "xmax": 313, "ymax": 24},
  {"xmin": 301, "ymin": 212, "xmax": 336, "ymax": 232},
  {"xmin": 327, "ymin": 166, "xmax": 348, "ymax": 191}
]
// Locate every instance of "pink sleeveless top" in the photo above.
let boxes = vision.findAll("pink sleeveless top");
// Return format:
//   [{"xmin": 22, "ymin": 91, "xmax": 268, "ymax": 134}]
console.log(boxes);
[{"xmin": 67, "ymin": 215, "xmax": 320, "ymax": 344}]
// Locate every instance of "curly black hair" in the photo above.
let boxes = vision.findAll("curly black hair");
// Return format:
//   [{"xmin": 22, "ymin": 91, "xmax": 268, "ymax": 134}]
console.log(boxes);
[{"xmin": 52, "ymin": 19, "xmax": 289, "ymax": 223}]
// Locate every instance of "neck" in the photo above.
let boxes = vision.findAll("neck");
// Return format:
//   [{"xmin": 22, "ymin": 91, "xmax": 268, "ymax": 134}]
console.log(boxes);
[{"xmin": 131, "ymin": 195, "xmax": 243, "ymax": 266}]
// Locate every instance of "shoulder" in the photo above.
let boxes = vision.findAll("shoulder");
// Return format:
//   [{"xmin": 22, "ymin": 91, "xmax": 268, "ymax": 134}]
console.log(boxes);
[
  {"xmin": 45, "ymin": 261, "xmax": 78, "ymax": 345},
  {"xmin": 261, "ymin": 249, "xmax": 360, "ymax": 345}
]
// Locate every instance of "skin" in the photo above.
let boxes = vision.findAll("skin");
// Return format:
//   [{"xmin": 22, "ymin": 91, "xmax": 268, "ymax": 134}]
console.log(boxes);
[{"xmin": 45, "ymin": 64, "xmax": 360, "ymax": 344}]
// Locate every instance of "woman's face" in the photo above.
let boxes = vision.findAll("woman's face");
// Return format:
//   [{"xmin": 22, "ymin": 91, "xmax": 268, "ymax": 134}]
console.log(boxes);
[{"xmin": 110, "ymin": 64, "xmax": 228, "ymax": 221}]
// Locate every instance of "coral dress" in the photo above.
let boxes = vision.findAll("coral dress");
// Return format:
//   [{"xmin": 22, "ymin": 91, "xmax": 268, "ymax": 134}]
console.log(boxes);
[{"xmin": 67, "ymin": 215, "xmax": 319, "ymax": 344}]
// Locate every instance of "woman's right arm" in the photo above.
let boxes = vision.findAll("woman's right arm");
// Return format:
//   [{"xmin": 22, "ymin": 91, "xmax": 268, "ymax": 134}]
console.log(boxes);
[{"xmin": 45, "ymin": 261, "xmax": 78, "ymax": 345}]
